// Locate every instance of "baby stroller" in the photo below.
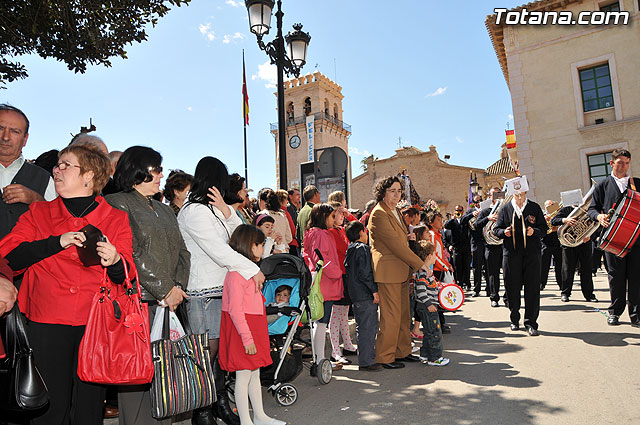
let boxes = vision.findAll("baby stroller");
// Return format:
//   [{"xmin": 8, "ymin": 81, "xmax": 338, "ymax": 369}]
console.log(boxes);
[{"xmin": 257, "ymin": 253, "xmax": 333, "ymax": 406}]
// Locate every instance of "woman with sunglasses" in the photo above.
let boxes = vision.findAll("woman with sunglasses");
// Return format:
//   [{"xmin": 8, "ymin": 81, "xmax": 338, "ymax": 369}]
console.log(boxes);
[
  {"xmin": 0, "ymin": 143, "xmax": 133, "ymax": 425},
  {"xmin": 107, "ymin": 146, "xmax": 190, "ymax": 425}
]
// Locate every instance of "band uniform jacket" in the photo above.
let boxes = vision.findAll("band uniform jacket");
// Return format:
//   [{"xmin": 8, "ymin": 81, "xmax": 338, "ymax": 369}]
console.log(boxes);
[
  {"xmin": 588, "ymin": 176, "xmax": 640, "ymax": 222},
  {"xmin": 368, "ymin": 202, "xmax": 424, "ymax": 284},
  {"xmin": 494, "ymin": 200, "xmax": 547, "ymax": 254},
  {"xmin": 444, "ymin": 215, "xmax": 472, "ymax": 253}
]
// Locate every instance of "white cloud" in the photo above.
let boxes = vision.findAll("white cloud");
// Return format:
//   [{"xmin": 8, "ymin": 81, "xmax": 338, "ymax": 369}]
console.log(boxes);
[
  {"xmin": 426, "ymin": 86, "xmax": 448, "ymax": 98},
  {"xmin": 349, "ymin": 146, "xmax": 371, "ymax": 157},
  {"xmin": 223, "ymin": 32, "xmax": 245, "ymax": 44},
  {"xmin": 187, "ymin": 106, "xmax": 193, "ymax": 111},
  {"xmin": 226, "ymin": 0, "xmax": 241, "ymax": 6},
  {"xmin": 508, "ymin": 113, "xmax": 514, "ymax": 120},
  {"xmin": 252, "ymin": 61, "xmax": 277, "ymax": 88},
  {"xmin": 199, "ymin": 23, "xmax": 215, "ymax": 41},
  {"xmin": 455, "ymin": 136, "xmax": 463, "ymax": 144}
]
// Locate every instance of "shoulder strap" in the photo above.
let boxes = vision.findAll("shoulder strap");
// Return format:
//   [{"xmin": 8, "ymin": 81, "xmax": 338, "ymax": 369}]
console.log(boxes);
[{"xmin": 630, "ymin": 178, "xmax": 637, "ymax": 192}]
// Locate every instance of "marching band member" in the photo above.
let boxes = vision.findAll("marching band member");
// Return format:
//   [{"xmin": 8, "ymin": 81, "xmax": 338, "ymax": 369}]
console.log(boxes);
[
  {"xmin": 474, "ymin": 187, "xmax": 506, "ymax": 308},
  {"xmin": 462, "ymin": 195, "xmax": 486, "ymax": 297},
  {"xmin": 540, "ymin": 200, "xmax": 563, "ymax": 291},
  {"xmin": 551, "ymin": 204, "xmax": 597, "ymax": 303},
  {"xmin": 494, "ymin": 176, "xmax": 547, "ymax": 336},
  {"xmin": 587, "ymin": 148, "xmax": 640, "ymax": 327},
  {"xmin": 444, "ymin": 205, "xmax": 472, "ymax": 291}
]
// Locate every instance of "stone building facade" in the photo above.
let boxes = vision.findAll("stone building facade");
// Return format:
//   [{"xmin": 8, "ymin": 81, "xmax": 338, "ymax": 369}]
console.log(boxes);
[
  {"xmin": 271, "ymin": 71, "xmax": 351, "ymax": 190},
  {"xmin": 486, "ymin": 0, "xmax": 640, "ymax": 203},
  {"xmin": 351, "ymin": 146, "xmax": 487, "ymax": 214}
]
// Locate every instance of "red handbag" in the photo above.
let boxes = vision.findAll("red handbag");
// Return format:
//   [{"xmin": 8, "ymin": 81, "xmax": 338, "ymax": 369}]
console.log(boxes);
[{"xmin": 77, "ymin": 262, "xmax": 154, "ymax": 385}]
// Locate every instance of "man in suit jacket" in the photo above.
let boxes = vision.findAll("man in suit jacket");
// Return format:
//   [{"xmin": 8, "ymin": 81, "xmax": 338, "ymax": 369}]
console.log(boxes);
[
  {"xmin": 368, "ymin": 176, "xmax": 425, "ymax": 369},
  {"xmin": 588, "ymin": 148, "xmax": 640, "ymax": 327},
  {"xmin": 445, "ymin": 205, "xmax": 472, "ymax": 290},
  {"xmin": 463, "ymin": 195, "xmax": 486, "ymax": 297},
  {"xmin": 494, "ymin": 188, "xmax": 547, "ymax": 336}
]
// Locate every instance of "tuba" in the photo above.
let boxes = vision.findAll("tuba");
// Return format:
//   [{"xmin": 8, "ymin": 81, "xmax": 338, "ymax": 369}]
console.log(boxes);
[
  {"xmin": 557, "ymin": 183, "xmax": 600, "ymax": 248},
  {"xmin": 483, "ymin": 195, "xmax": 514, "ymax": 245}
]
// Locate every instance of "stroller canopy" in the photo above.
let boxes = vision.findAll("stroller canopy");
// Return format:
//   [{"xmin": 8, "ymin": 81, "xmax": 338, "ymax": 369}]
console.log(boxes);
[{"xmin": 260, "ymin": 254, "xmax": 311, "ymax": 299}]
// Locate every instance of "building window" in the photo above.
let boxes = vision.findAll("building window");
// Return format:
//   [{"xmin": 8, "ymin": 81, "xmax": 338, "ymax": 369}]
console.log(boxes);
[
  {"xmin": 579, "ymin": 64, "xmax": 614, "ymax": 112},
  {"xmin": 303, "ymin": 97, "xmax": 311, "ymax": 116},
  {"xmin": 599, "ymin": 1, "xmax": 620, "ymax": 12},
  {"xmin": 588, "ymin": 152, "xmax": 613, "ymax": 183}
]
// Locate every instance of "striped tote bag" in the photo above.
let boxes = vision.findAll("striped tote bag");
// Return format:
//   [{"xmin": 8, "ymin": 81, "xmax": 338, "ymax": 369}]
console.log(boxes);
[{"xmin": 150, "ymin": 306, "xmax": 216, "ymax": 418}]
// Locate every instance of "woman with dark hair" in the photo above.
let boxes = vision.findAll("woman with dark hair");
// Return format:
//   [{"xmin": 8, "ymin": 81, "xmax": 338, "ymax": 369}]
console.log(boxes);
[
  {"xmin": 0, "ymin": 144, "xmax": 133, "ymax": 425},
  {"xmin": 163, "ymin": 169, "xmax": 193, "ymax": 215},
  {"xmin": 106, "ymin": 146, "xmax": 190, "ymax": 425},
  {"xmin": 178, "ymin": 157, "xmax": 265, "ymax": 425},
  {"xmin": 261, "ymin": 189, "xmax": 292, "ymax": 253},
  {"xmin": 224, "ymin": 173, "xmax": 249, "ymax": 224},
  {"xmin": 368, "ymin": 176, "xmax": 427, "ymax": 369},
  {"xmin": 302, "ymin": 203, "xmax": 344, "ymax": 372}
]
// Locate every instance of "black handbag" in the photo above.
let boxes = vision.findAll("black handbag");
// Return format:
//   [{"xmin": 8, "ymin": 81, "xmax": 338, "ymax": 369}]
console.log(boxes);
[
  {"xmin": 149, "ymin": 305, "xmax": 215, "ymax": 418},
  {"xmin": 0, "ymin": 303, "xmax": 49, "ymax": 410}
]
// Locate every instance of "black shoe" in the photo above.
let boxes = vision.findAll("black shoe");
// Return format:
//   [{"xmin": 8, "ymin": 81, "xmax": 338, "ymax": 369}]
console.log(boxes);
[
  {"xmin": 491, "ymin": 300, "xmax": 499, "ymax": 308},
  {"xmin": 441, "ymin": 324, "xmax": 452, "ymax": 334},
  {"xmin": 504, "ymin": 300, "xmax": 510, "ymax": 309},
  {"xmin": 396, "ymin": 355, "xmax": 420, "ymax": 363},
  {"xmin": 192, "ymin": 407, "xmax": 217, "ymax": 425},
  {"xmin": 510, "ymin": 323, "xmax": 520, "ymax": 331},
  {"xmin": 631, "ymin": 321, "xmax": 640, "ymax": 328},
  {"xmin": 359, "ymin": 364, "xmax": 383, "ymax": 372},
  {"xmin": 525, "ymin": 325, "xmax": 539, "ymax": 336},
  {"xmin": 342, "ymin": 348, "xmax": 358, "ymax": 356},
  {"xmin": 381, "ymin": 361, "xmax": 405, "ymax": 369},
  {"xmin": 540, "ymin": 285, "xmax": 546, "ymax": 290},
  {"xmin": 607, "ymin": 315, "xmax": 620, "ymax": 326},
  {"xmin": 561, "ymin": 294, "xmax": 569, "ymax": 302},
  {"xmin": 585, "ymin": 296, "xmax": 598, "ymax": 302},
  {"xmin": 472, "ymin": 292, "xmax": 481, "ymax": 298}
]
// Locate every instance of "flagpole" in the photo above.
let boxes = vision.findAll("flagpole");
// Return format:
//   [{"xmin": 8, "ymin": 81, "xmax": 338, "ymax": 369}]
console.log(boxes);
[{"xmin": 243, "ymin": 50, "xmax": 249, "ymax": 186}]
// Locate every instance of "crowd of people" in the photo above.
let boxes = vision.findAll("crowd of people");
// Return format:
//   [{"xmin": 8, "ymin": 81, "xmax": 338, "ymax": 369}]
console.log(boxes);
[{"xmin": 0, "ymin": 102, "xmax": 638, "ymax": 425}]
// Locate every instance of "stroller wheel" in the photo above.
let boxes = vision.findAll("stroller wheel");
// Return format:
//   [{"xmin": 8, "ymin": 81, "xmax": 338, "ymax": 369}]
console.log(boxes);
[
  {"xmin": 317, "ymin": 359, "xmax": 332, "ymax": 385},
  {"xmin": 275, "ymin": 383, "xmax": 298, "ymax": 406}
]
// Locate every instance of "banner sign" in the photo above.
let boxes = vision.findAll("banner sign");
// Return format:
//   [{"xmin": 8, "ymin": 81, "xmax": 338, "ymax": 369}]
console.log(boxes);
[{"xmin": 306, "ymin": 115, "xmax": 315, "ymax": 162}]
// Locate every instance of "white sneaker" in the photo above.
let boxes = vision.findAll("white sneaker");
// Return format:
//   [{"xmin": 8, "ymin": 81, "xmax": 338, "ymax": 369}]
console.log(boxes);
[
  {"xmin": 418, "ymin": 355, "xmax": 430, "ymax": 363},
  {"xmin": 426, "ymin": 357, "xmax": 450, "ymax": 367}
]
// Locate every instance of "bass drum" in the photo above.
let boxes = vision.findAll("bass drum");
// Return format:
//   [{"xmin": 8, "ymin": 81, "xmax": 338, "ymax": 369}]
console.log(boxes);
[{"xmin": 599, "ymin": 189, "xmax": 640, "ymax": 258}]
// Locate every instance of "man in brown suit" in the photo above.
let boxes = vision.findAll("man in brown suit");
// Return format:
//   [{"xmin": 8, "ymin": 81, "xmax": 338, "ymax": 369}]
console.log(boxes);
[{"xmin": 368, "ymin": 176, "xmax": 426, "ymax": 368}]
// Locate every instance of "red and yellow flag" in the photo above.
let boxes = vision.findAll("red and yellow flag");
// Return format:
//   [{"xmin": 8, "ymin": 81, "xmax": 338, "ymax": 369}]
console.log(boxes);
[
  {"xmin": 505, "ymin": 129, "xmax": 516, "ymax": 149},
  {"xmin": 243, "ymin": 54, "xmax": 249, "ymax": 126}
]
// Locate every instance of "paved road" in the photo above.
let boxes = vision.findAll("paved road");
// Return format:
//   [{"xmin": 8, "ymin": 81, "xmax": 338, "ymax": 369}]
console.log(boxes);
[{"xmin": 107, "ymin": 269, "xmax": 640, "ymax": 424}]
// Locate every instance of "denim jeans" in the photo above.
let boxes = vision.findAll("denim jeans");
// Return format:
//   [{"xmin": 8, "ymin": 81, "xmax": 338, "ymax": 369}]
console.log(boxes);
[
  {"xmin": 415, "ymin": 302, "xmax": 443, "ymax": 361},
  {"xmin": 352, "ymin": 299, "xmax": 378, "ymax": 367}
]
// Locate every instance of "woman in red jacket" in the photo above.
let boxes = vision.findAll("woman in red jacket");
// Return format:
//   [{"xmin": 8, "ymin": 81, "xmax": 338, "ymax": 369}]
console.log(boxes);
[
  {"xmin": 0, "ymin": 144, "xmax": 134, "ymax": 425},
  {"xmin": 302, "ymin": 203, "xmax": 344, "ymax": 372}
]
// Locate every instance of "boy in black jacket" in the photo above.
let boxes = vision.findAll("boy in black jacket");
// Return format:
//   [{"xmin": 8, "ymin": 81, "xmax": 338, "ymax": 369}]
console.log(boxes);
[{"xmin": 344, "ymin": 221, "xmax": 381, "ymax": 372}]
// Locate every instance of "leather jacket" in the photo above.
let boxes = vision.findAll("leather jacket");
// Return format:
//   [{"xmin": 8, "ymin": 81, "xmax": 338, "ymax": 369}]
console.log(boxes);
[{"xmin": 106, "ymin": 191, "xmax": 190, "ymax": 301}]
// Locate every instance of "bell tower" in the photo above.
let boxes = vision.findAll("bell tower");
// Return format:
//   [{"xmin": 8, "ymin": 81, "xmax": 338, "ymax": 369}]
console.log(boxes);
[{"xmin": 271, "ymin": 71, "xmax": 351, "ymax": 189}]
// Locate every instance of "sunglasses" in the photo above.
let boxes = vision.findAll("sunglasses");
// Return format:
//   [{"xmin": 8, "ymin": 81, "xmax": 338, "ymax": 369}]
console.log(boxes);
[{"xmin": 147, "ymin": 166, "xmax": 163, "ymax": 174}]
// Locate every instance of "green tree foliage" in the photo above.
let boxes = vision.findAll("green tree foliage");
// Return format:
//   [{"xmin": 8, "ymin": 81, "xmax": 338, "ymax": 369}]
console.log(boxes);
[{"xmin": 0, "ymin": 0, "xmax": 190, "ymax": 86}]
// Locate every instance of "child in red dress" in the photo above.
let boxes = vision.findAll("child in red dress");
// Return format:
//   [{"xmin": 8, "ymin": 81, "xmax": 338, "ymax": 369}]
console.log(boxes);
[{"xmin": 219, "ymin": 224, "xmax": 286, "ymax": 425}]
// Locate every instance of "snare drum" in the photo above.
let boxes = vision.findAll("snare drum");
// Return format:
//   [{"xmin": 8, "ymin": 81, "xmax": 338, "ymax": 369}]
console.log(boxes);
[
  {"xmin": 438, "ymin": 283, "xmax": 465, "ymax": 311},
  {"xmin": 599, "ymin": 189, "xmax": 640, "ymax": 258}
]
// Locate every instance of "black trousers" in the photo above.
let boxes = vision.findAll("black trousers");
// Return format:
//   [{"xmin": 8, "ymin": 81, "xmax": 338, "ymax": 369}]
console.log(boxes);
[
  {"xmin": 605, "ymin": 244, "xmax": 640, "ymax": 321},
  {"xmin": 471, "ymin": 247, "xmax": 485, "ymax": 294},
  {"xmin": 453, "ymin": 249, "xmax": 471, "ymax": 288},
  {"xmin": 592, "ymin": 241, "xmax": 608, "ymax": 273},
  {"xmin": 561, "ymin": 243, "xmax": 594, "ymax": 298},
  {"xmin": 540, "ymin": 244, "xmax": 562, "ymax": 288},
  {"xmin": 485, "ymin": 245, "xmax": 503, "ymax": 302},
  {"xmin": 26, "ymin": 321, "xmax": 106, "ymax": 425},
  {"xmin": 503, "ymin": 249, "xmax": 541, "ymax": 329}
]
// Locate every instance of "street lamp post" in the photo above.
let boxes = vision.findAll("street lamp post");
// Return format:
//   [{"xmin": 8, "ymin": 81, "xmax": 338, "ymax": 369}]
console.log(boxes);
[{"xmin": 245, "ymin": 0, "xmax": 310, "ymax": 189}]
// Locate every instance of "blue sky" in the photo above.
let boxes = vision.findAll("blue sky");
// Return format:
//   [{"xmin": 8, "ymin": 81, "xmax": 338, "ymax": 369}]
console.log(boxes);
[{"xmin": 2, "ymin": 0, "xmax": 525, "ymax": 192}]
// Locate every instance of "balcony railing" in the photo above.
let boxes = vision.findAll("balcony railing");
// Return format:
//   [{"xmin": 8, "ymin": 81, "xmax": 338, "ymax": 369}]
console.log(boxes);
[{"xmin": 270, "ymin": 112, "xmax": 351, "ymax": 133}]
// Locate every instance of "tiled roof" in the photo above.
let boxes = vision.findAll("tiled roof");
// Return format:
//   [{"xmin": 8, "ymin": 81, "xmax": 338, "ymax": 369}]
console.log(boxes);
[{"xmin": 486, "ymin": 156, "xmax": 515, "ymax": 175}]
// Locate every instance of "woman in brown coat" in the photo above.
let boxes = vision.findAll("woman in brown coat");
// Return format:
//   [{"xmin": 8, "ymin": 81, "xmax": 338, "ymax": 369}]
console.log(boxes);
[{"xmin": 368, "ymin": 176, "xmax": 426, "ymax": 368}]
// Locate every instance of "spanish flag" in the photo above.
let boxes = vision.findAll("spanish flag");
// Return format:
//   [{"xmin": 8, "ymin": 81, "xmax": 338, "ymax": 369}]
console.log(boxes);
[
  {"xmin": 243, "ymin": 52, "xmax": 249, "ymax": 126},
  {"xmin": 505, "ymin": 129, "xmax": 516, "ymax": 149}
]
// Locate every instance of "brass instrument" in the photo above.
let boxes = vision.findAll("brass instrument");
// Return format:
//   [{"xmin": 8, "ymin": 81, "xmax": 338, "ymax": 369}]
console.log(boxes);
[
  {"xmin": 557, "ymin": 184, "xmax": 600, "ymax": 247},
  {"xmin": 545, "ymin": 202, "xmax": 563, "ymax": 234},
  {"xmin": 483, "ymin": 195, "xmax": 514, "ymax": 245},
  {"xmin": 469, "ymin": 214, "xmax": 478, "ymax": 230}
]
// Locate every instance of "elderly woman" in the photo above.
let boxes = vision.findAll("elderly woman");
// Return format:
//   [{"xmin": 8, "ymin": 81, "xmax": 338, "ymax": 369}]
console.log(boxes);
[
  {"xmin": 106, "ymin": 146, "xmax": 190, "ymax": 425},
  {"xmin": 0, "ymin": 144, "xmax": 133, "ymax": 425},
  {"xmin": 367, "ymin": 176, "xmax": 426, "ymax": 369},
  {"xmin": 178, "ymin": 156, "xmax": 265, "ymax": 425}
]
